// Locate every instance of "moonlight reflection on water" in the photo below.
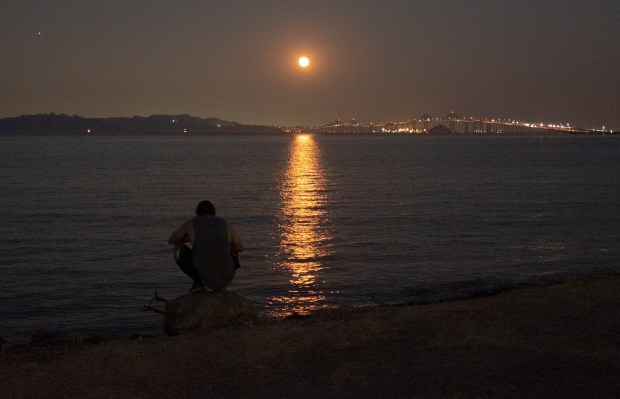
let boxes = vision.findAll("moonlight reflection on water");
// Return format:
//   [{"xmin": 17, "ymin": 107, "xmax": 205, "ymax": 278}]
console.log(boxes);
[{"xmin": 271, "ymin": 134, "xmax": 334, "ymax": 315}]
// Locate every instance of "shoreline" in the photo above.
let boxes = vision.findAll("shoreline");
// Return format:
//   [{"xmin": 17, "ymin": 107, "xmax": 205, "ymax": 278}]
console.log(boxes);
[
  {"xmin": 2, "ymin": 275, "xmax": 619, "ymax": 398},
  {"xmin": 5, "ymin": 272, "xmax": 614, "ymax": 348},
  {"xmin": 0, "ymin": 271, "xmax": 620, "ymax": 350}
]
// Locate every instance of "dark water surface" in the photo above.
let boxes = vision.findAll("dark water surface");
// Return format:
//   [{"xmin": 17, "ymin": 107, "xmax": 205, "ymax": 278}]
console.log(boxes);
[{"xmin": 1, "ymin": 134, "xmax": 619, "ymax": 342}]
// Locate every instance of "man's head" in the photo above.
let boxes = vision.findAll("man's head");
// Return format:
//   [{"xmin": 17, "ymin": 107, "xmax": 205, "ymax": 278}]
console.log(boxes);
[{"xmin": 196, "ymin": 200, "xmax": 216, "ymax": 216}]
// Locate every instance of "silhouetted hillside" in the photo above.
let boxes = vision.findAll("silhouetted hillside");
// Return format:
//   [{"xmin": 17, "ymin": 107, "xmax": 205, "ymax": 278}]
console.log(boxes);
[{"xmin": 0, "ymin": 114, "xmax": 285, "ymax": 135}]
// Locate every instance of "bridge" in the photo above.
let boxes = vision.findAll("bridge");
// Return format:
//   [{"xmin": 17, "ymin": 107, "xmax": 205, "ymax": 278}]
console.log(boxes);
[{"xmin": 307, "ymin": 112, "xmax": 593, "ymax": 135}]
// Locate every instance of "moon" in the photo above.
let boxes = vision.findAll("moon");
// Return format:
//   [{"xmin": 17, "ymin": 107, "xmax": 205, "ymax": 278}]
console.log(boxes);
[{"xmin": 298, "ymin": 56, "xmax": 310, "ymax": 68}]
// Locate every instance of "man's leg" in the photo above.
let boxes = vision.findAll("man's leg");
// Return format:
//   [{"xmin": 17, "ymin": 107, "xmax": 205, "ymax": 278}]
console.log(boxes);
[{"xmin": 173, "ymin": 244, "xmax": 204, "ymax": 291}]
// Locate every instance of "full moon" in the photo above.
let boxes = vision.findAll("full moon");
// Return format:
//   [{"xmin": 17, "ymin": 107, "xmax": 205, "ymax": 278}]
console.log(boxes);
[{"xmin": 298, "ymin": 56, "xmax": 310, "ymax": 68}]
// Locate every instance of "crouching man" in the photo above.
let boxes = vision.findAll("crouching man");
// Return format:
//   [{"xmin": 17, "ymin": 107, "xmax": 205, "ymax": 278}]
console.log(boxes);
[{"xmin": 168, "ymin": 200, "xmax": 243, "ymax": 292}]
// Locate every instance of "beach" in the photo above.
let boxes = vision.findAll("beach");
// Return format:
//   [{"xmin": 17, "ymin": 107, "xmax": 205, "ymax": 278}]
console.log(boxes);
[{"xmin": 1, "ymin": 275, "xmax": 618, "ymax": 398}]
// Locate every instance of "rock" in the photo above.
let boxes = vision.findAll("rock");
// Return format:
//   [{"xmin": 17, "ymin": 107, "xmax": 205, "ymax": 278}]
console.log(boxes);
[{"xmin": 163, "ymin": 290, "xmax": 256, "ymax": 336}]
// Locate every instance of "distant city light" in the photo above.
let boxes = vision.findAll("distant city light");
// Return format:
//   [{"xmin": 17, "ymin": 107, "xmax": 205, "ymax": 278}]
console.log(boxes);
[{"xmin": 298, "ymin": 111, "xmax": 601, "ymax": 135}]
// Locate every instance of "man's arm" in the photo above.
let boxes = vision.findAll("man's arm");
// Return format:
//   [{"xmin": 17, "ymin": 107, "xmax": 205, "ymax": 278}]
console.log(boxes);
[
  {"xmin": 168, "ymin": 219, "xmax": 193, "ymax": 245},
  {"xmin": 229, "ymin": 224, "xmax": 244, "ymax": 253}
]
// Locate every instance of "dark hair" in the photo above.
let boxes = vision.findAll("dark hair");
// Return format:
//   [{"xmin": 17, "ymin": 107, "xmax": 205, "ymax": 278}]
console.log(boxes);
[{"xmin": 196, "ymin": 200, "xmax": 216, "ymax": 216}]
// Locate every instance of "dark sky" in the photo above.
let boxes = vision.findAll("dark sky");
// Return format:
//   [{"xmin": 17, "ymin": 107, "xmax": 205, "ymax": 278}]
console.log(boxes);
[{"xmin": 1, "ymin": 0, "xmax": 619, "ymax": 129}]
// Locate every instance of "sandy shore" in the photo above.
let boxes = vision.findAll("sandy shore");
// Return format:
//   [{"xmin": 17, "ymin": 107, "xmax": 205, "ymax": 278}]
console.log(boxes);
[{"xmin": 1, "ymin": 276, "xmax": 619, "ymax": 398}]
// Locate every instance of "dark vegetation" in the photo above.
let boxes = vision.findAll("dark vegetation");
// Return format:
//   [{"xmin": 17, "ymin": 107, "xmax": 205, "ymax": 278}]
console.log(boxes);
[{"xmin": 0, "ymin": 113, "xmax": 285, "ymax": 135}]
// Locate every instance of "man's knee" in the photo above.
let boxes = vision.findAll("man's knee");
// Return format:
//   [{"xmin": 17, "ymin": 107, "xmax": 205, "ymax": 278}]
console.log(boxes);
[{"xmin": 173, "ymin": 244, "xmax": 183, "ymax": 261}]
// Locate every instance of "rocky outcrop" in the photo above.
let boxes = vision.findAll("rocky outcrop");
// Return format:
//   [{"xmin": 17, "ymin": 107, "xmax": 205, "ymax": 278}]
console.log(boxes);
[{"xmin": 164, "ymin": 290, "xmax": 256, "ymax": 336}]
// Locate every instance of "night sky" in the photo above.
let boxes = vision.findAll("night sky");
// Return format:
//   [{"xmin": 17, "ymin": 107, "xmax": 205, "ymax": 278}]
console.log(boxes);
[{"xmin": 1, "ymin": 0, "xmax": 619, "ymax": 129}]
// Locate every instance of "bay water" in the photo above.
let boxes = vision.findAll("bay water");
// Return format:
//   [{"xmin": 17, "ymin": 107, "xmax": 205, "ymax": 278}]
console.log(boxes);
[{"xmin": 1, "ymin": 134, "xmax": 618, "ymax": 343}]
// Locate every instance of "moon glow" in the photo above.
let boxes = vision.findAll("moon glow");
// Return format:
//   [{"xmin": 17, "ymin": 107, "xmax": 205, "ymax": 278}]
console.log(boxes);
[{"xmin": 298, "ymin": 56, "xmax": 310, "ymax": 68}]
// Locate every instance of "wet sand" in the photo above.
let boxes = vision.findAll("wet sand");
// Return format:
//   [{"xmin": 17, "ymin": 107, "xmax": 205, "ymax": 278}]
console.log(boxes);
[{"xmin": 1, "ymin": 276, "xmax": 619, "ymax": 398}]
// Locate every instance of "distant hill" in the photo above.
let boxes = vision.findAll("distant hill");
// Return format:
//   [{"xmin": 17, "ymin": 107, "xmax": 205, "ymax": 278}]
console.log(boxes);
[{"xmin": 0, "ymin": 114, "xmax": 285, "ymax": 135}]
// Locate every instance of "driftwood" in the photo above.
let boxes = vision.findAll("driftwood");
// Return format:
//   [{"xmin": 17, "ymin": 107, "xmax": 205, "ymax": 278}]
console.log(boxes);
[{"xmin": 143, "ymin": 290, "xmax": 168, "ymax": 315}]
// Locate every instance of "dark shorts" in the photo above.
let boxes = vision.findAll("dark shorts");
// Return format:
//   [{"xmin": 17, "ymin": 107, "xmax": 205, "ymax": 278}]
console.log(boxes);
[{"xmin": 175, "ymin": 244, "xmax": 240, "ymax": 287}]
